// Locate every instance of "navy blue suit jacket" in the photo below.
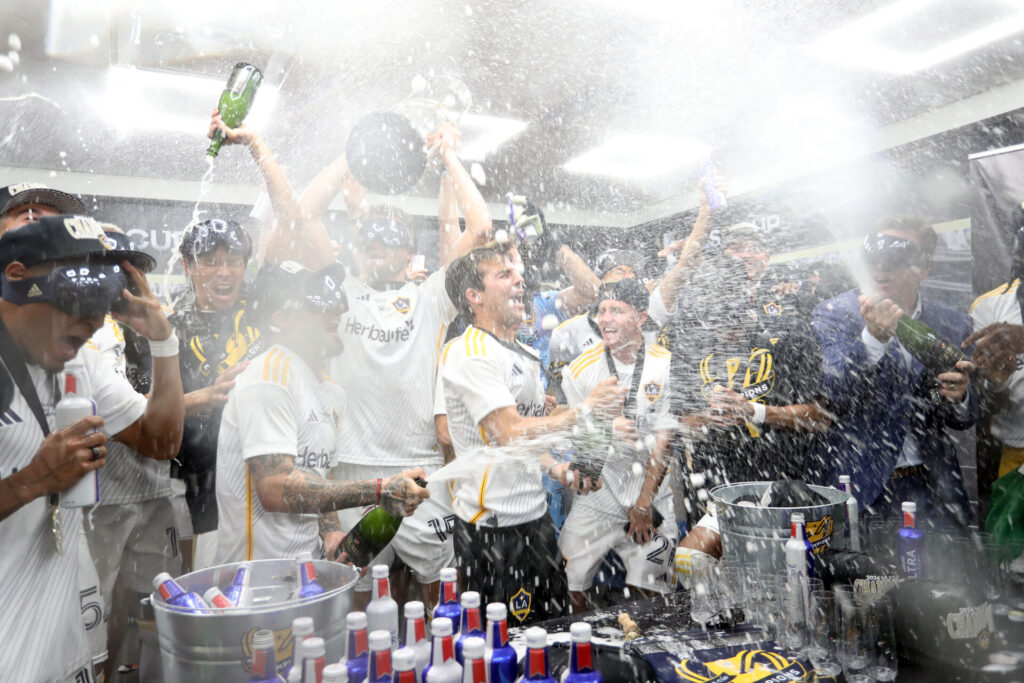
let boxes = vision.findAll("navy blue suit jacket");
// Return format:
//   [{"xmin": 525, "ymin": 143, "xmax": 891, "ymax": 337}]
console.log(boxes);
[{"xmin": 812, "ymin": 289, "xmax": 975, "ymax": 522}]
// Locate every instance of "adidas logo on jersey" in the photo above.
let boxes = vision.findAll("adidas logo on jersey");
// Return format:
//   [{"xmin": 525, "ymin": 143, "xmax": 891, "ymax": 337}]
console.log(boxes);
[{"xmin": 0, "ymin": 407, "xmax": 23, "ymax": 427}]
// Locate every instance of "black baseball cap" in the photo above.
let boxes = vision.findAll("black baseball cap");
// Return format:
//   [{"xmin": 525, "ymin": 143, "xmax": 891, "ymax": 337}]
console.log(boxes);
[
  {"xmin": 356, "ymin": 216, "xmax": 413, "ymax": 250},
  {"xmin": 100, "ymin": 230, "xmax": 157, "ymax": 273},
  {"xmin": 1, "ymin": 183, "xmax": 87, "ymax": 216},
  {"xmin": 722, "ymin": 221, "xmax": 768, "ymax": 249},
  {"xmin": 596, "ymin": 277, "xmax": 649, "ymax": 313},
  {"xmin": 179, "ymin": 218, "xmax": 252, "ymax": 262},
  {"xmin": 862, "ymin": 232, "xmax": 924, "ymax": 270},
  {"xmin": 595, "ymin": 249, "xmax": 645, "ymax": 278},
  {"xmin": 0, "ymin": 214, "xmax": 122, "ymax": 268},
  {"xmin": 254, "ymin": 261, "xmax": 348, "ymax": 320}
]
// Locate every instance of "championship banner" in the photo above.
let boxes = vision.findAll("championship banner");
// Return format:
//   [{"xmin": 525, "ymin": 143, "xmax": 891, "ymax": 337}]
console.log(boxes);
[{"xmin": 968, "ymin": 142, "xmax": 1024, "ymax": 296}]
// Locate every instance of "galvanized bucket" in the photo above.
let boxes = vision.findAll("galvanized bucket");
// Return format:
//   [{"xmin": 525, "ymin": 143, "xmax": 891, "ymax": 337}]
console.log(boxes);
[
  {"xmin": 148, "ymin": 559, "xmax": 358, "ymax": 683},
  {"xmin": 712, "ymin": 481, "xmax": 849, "ymax": 575}
]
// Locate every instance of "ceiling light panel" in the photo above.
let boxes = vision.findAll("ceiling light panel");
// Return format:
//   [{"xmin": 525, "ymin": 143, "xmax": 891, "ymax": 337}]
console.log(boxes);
[{"xmin": 563, "ymin": 132, "xmax": 710, "ymax": 180}]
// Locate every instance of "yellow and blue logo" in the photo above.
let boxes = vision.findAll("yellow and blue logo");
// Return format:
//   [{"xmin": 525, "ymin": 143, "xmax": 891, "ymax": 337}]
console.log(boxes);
[
  {"xmin": 510, "ymin": 587, "xmax": 532, "ymax": 623},
  {"xmin": 392, "ymin": 296, "xmax": 411, "ymax": 315}
]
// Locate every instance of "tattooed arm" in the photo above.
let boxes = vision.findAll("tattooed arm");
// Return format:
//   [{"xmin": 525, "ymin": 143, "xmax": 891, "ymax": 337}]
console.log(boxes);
[
  {"xmin": 248, "ymin": 454, "xmax": 429, "ymax": 517},
  {"xmin": 318, "ymin": 511, "xmax": 345, "ymax": 560}
]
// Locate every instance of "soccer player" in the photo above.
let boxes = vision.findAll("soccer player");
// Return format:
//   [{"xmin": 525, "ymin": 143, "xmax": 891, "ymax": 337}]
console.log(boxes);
[
  {"xmin": 0, "ymin": 215, "xmax": 184, "ymax": 682},
  {"xmin": 441, "ymin": 243, "xmax": 624, "ymax": 624},
  {"xmin": 559, "ymin": 279, "xmax": 678, "ymax": 612},
  {"xmin": 0, "ymin": 183, "xmax": 87, "ymax": 234},
  {"xmin": 214, "ymin": 261, "xmax": 430, "ymax": 563}
]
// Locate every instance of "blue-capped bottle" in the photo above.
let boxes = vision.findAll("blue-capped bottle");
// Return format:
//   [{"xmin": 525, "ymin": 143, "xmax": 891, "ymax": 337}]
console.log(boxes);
[
  {"xmin": 434, "ymin": 568, "xmax": 461, "ymax": 635},
  {"xmin": 455, "ymin": 591, "xmax": 484, "ymax": 665},
  {"xmin": 248, "ymin": 628, "xmax": 286, "ymax": 682},
  {"xmin": 225, "ymin": 561, "xmax": 254, "ymax": 607},
  {"xmin": 297, "ymin": 556, "xmax": 326, "ymax": 599},
  {"xmin": 838, "ymin": 475, "xmax": 860, "ymax": 552},
  {"xmin": 517, "ymin": 627, "xmax": 556, "ymax": 683},
  {"xmin": 368, "ymin": 630, "xmax": 393, "ymax": 683},
  {"xmin": 484, "ymin": 603, "xmax": 517, "ymax": 683},
  {"xmin": 152, "ymin": 572, "xmax": 210, "ymax": 614},
  {"xmin": 897, "ymin": 501, "xmax": 926, "ymax": 579},
  {"xmin": 346, "ymin": 611, "xmax": 370, "ymax": 683},
  {"xmin": 564, "ymin": 622, "xmax": 603, "ymax": 683}
]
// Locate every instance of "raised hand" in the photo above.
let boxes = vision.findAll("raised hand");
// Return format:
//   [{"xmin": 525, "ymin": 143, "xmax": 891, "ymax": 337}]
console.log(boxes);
[{"xmin": 380, "ymin": 467, "xmax": 431, "ymax": 517}]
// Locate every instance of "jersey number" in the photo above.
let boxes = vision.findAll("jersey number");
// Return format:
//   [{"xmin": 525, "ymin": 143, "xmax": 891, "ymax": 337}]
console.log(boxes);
[
  {"xmin": 80, "ymin": 586, "xmax": 103, "ymax": 631},
  {"xmin": 645, "ymin": 533, "xmax": 670, "ymax": 566}
]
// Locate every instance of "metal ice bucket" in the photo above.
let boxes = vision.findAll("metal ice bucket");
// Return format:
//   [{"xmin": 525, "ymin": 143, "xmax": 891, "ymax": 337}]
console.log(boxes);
[
  {"xmin": 712, "ymin": 481, "xmax": 849, "ymax": 574},
  {"xmin": 148, "ymin": 559, "xmax": 358, "ymax": 683}
]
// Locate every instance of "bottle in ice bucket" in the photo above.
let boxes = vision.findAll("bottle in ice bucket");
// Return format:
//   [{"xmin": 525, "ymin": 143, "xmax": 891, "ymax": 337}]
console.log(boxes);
[
  {"xmin": 518, "ymin": 627, "xmax": 556, "ymax": 683},
  {"xmin": 898, "ymin": 501, "xmax": 926, "ymax": 578},
  {"xmin": 298, "ymin": 555, "xmax": 326, "ymax": 599},
  {"xmin": 838, "ymin": 475, "xmax": 861, "ymax": 552},
  {"xmin": 484, "ymin": 603, "xmax": 517, "ymax": 683},
  {"xmin": 335, "ymin": 478, "xmax": 428, "ymax": 565},
  {"xmin": 226, "ymin": 561, "xmax": 254, "ymax": 607},
  {"xmin": 290, "ymin": 617, "xmax": 315, "ymax": 678},
  {"xmin": 564, "ymin": 623, "xmax": 603, "ymax": 683},
  {"xmin": 785, "ymin": 513, "xmax": 815, "ymax": 583},
  {"xmin": 153, "ymin": 572, "xmax": 210, "ymax": 614},
  {"xmin": 434, "ymin": 567, "xmax": 462, "ymax": 634},
  {"xmin": 404, "ymin": 601, "xmax": 431, "ymax": 679},
  {"xmin": 249, "ymin": 628, "xmax": 286, "ymax": 683},
  {"xmin": 323, "ymin": 663, "xmax": 349, "ymax": 683},
  {"xmin": 455, "ymin": 591, "xmax": 484, "ymax": 664},
  {"xmin": 203, "ymin": 586, "xmax": 233, "ymax": 611},
  {"xmin": 367, "ymin": 565, "xmax": 400, "ymax": 649},
  {"xmin": 299, "ymin": 637, "xmax": 326, "ymax": 683},
  {"xmin": 58, "ymin": 364, "xmax": 99, "ymax": 507},
  {"xmin": 368, "ymin": 630, "xmax": 393, "ymax": 683},
  {"xmin": 392, "ymin": 648, "xmax": 418, "ymax": 683},
  {"xmin": 346, "ymin": 611, "xmax": 370, "ymax": 683},
  {"xmin": 424, "ymin": 617, "xmax": 462, "ymax": 683},
  {"xmin": 207, "ymin": 62, "xmax": 263, "ymax": 157},
  {"xmin": 895, "ymin": 315, "xmax": 965, "ymax": 375},
  {"xmin": 461, "ymin": 637, "xmax": 487, "ymax": 683}
]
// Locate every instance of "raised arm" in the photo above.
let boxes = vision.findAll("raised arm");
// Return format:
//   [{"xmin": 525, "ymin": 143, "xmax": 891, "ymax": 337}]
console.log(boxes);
[
  {"xmin": 438, "ymin": 172, "xmax": 461, "ymax": 266},
  {"xmin": 656, "ymin": 199, "xmax": 713, "ymax": 313},
  {"xmin": 554, "ymin": 246, "xmax": 602, "ymax": 316},
  {"xmin": 432, "ymin": 124, "xmax": 492, "ymax": 263}
]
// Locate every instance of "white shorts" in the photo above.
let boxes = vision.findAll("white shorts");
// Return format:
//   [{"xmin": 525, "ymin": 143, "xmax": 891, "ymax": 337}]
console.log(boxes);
[
  {"xmin": 77, "ymin": 527, "xmax": 107, "ymax": 667},
  {"xmin": 83, "ymin": 497, "xmax": 182, "ymax": 600},
  {"xmin": 333, "ymin": 462, "xmax": 455, "ymax": 590},
  {"xmin": 558, "ymin": 484, "xmax": 677, "ymax": 594}
]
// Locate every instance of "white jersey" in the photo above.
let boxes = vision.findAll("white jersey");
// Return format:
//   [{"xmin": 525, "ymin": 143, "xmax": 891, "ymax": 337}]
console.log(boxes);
[
  {"xmin": 971, "ymin": 279, "xmax": 1024, "ymax": 446},
  {"xmin": 330, "ymin": 270, "xmax": 456, "ymax": 467},
  {"xmin": 562, "ymin": 341, "xmax": 675, "ymax": 510},
  {"xmin": 216, "ymin": 344, "xmax": 345, "ymax": 564},
  {"xmin": 442, "ymin": 326, "xmax": 549, "ymax": 527},
  {"xmin": 0, "ymin": 346, "xmax": 145, "ymax": 682},
  {"xmin": 549, "ymin": 286, "xmax": 672, "ymax": 367},
  {"xmin": 88, "ymin": 317, "xmax": 171, "ymax": 504}
]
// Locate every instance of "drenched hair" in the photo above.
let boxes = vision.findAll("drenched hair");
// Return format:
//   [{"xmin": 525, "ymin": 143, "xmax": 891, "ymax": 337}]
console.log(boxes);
[
  {"xmin": 875, "ymin": 215, "xmax": 937, "ymax": 263},
  {"xmin": 445, "ymin": 241, "xmax": 513, "ymax": 321}
]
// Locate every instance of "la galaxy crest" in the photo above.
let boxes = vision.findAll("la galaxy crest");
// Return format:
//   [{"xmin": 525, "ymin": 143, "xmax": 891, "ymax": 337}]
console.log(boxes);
[
  {"xmin": 762, "ymin": 301, "xmax": 782, "ymax": 316},
  {"xmin": 510, "ymin": 587, "xmax": 532, "ymax": 622},
  {"xmin": 643, "ymin": 380, "xmax": 662, "ymax": 402},
  {"xmin": 392, "ymin": 296, "xmax": 411, "ymax": 315}
]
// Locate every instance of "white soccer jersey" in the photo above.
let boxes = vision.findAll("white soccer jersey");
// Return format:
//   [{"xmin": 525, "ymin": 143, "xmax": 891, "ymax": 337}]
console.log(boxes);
[
  {"xmin": 216, "ymin": 344, "xmax": 346, "ymax": 564},
  {"xmin": 562, "ymin": 341, "xmax": 675, "ymax": 510},
  {"xmin": 0, "ymin": 347, "xmax": 145, "ymax": 682},
  {"xmin": 330, "ymin": 270, "xmax": 456, "ymax": 467},
  {"xmin": 88, "ymin": 316, "xmax": 171, "ymax": 504},
  {"xmin": 442, "ymin": 326, "xmax": 549, "ymax": 527},
  {"xmin": 971, "ymin": 278, "xmax": 1024, "ymax": 447}
]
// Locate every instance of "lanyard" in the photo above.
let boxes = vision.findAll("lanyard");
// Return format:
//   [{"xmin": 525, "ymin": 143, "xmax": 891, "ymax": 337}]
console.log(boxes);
[{"xmin": 603, "ymin": 343, "xmax": 646, "ymax": 420}]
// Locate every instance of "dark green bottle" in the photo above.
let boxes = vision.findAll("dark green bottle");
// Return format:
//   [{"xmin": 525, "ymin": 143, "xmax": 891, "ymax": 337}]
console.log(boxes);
[
  {"xmin": 335, "ymin": 478, "xmax": 427, "ymax": 565},
  {"xmin": 207, "ymin": 62, "xmax": 263, "ymax": 158},
  {"xmin": 895, "ymin": 315, "xmax": 965, "ymax": 374}
]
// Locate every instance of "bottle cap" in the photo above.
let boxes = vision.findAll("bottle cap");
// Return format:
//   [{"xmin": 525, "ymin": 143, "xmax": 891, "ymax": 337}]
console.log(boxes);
[
  {"xmin": 322, "ymin": 663, "xmax": 349, "ymax": 683},
  {"xmin": 838, "ymin": 475, "xmax": 851, "ymax": 484},
  {"xmin": 152, "ymin": 572, "xmax": 173, "ymax": 590},
  {"xmin": 371, "ymin": 564, "xmax": 390, "ymax": 579},
  {"xmin": 440, "ymin": 567, "xmax": 458, "ymax": 582},
  {"xmin": 790, "ymin": 512, "xmax": 805, "ymax": 524},
  {"xmin": 461, "ymin": 591, "xmax": 480, "ymax": 608},
  {"xmin": 252, "ymin": 629, "xmax": 275, "ymax": 650},
  {"xmin": 404, "ymin": 600, "xmax": 425, "ymax": 619},
  {"xmin": 570, "ymin": 622, "xmax": 592, "ymax": 643},
  {"xmin": 301, "ymin": 636, "xmax": 326, "ymax": 658},
  {"xmin": 463, "ymin": 636, "xmax": 486, "ymax": 659},
  {"xmin": 486, "ymin": 603, "xmax": 507, "ymax": 621},
  {"xmin": 525, "ymin": 626, "xmax": 548, "ymax": 649},
  {"xmin": 346, "ymin": 611, "xmax": 367, "ymax": 629},
  {"xmin": 392, "ymin": 647, "xmax": 416, "ymax": 671},
  {"xmin": 203, "ymin": 586, "xmax": 229, "ymax": 607},
  {"xmin": 292, "ymin": 616, "xmax": 315, "ymax": 637},
  {"xmin": 431, "ymin": 617, "xmax": 453, "ymax": 636},
  {"xmin": 368, "ymin": 630, "xmax": 391, "ymax": 651},
  {"xmin": 902, "ymin": 501, "xmax": 917, "ymax": 513}
]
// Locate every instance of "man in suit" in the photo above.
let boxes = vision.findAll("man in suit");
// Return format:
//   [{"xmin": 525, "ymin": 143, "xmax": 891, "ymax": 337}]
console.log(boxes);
[{"xmin": 812, "ymin": 216, "xmax": 976, "ymax": 529}]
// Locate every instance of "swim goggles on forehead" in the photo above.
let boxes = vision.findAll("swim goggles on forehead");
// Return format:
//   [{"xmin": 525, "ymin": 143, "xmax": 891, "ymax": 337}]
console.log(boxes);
[
  {"xmin": 355, "ymin": 218, "xmax": 412, "ymax": 249},
  {"xmin": 1, "ymin": 262, "xmax": 127, "ymax": 317},
  {"xmin": 861, "ymin": 232, "xmax": 924, "ymax": 269}
]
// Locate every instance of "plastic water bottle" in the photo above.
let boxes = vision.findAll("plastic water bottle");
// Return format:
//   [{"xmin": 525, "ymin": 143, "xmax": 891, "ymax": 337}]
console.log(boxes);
[
  {"xmin": 455, "ymin": 592, "xmax": 483, "ymax": 665},
  {"xmin": 897, "ymin": 501, "xmax": 926, "ymax": 578},
  {"xmin": 367, "ymin": 565, "xmax": 400, "ymax": 649},
  {"xmin": 404, "ymin": 601, "xmax": 431, "ymax": 679},
  {"xmin": 203, "ymin": 586, "xmax": 233, "ymax": 612},
  {"xmin": 424, "ymin": 617, "xmax": 462, "ymax": 683},
  {"xmin": 346, "ymin": 611, "xmax": 370, "ymax": 683},
  {"xmin": 484, "ymin": 603, "xmax": 517, "ymax": 683},
  {"xmin": 249, "ymin": 628, "xmax": 286, "ymax": 682},
  {"xmin": 518, "ymin": 627, "xmax": 556, "ymax": 683},
  {"xmin": 57, "ymin": 364, "xmax": 100, "ymax": 507},
  {"xmin": 391, "ymin": 647, "xmax": 418, "ymax": 683},
  {"xmin": 838, "ymin": 475, "xmax": 860, "ymax": 552},
  {"xmin": 699, "ymin": 158, "xmax": 727, "ymax": 211},
  {"xmin": 433, "ymin": 568, "xmax": 461, "ymax": 635},
  {"xmin": 368, "ymin": 630, "xmax": 394, "ymax": 683},
  {"xmin": 152, "ymin": 572, "xmax": 210, "ymax": 614},
  {"xmin": 460, "ymin": 637, "xmax": 487, "ymax": 683},
  {"xmin": 563, "ymin": 623, "xmax": 603, "ymax": 683},
  {"xmin": 297, "ymin": 555, "xmax": 326, "ymax": 599},
  {"xmin": 323, "ymin": 663, "xmax": 349, "ymax": 683},
  {"xmin": 225, "ymin": 561, "xmax": 254, "ymax": 607},
  {"xmin": 300, "ymin": 637, "xmax": 326, "ymax": 683}
]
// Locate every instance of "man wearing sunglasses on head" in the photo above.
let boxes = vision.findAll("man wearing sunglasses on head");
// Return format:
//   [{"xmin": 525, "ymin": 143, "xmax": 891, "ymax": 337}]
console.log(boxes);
[{"xmin": 812, "ymin": 215, "xmax": 976, "ymax": 531}]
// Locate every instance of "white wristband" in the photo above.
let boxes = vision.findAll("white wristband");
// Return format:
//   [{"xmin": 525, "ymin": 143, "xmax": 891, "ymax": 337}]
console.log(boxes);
[
  {"xmin": 749, "ymin": 401, "xmax": 766, "ymax": 425},
  {"xmin": 148, "ymin": 332, "xmax": 179, "ymax": 358}
]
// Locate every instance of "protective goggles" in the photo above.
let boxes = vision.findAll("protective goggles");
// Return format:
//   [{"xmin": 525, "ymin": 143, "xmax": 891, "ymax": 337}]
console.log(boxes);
[
  {"xmin": 1, "ymin": 262, "xmax": 127, "ymax": 318},
  {"xmin": 861, "ymin": 232, "xmax": 924, "ymax": 270},
  {"xmin": 356, "ymin": 218, "xmax": 412, "ymax": 250}
]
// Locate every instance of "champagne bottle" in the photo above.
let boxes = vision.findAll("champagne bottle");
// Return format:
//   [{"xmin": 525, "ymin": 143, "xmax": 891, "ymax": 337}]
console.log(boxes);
[
  {"xmin": 207, "ymin": 62, "xmax": 263, "ymax": 158},
  {"xmin": 336, "ymin": 478, "xmax": 428, "ymax": 565},
  {"xmin": 895, "ymin": 315, "xmax": 964, "ymax": 375}
]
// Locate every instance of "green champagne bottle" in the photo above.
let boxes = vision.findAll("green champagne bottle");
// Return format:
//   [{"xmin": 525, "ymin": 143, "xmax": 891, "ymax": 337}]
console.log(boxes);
[
  {"xmin": 895, "ymin": 315, "xmax": 965, "ymax": 374},
  {"xmin": 571, "ymin": 419, "xmax": 613, "ymax": 482},
  {"xmin": 207, "ymin": 62, "xmax": 263, "ymax": 158},
  {"xmin": 334, "ymin": 477, "xmax": 427, "ymax": 565}
]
